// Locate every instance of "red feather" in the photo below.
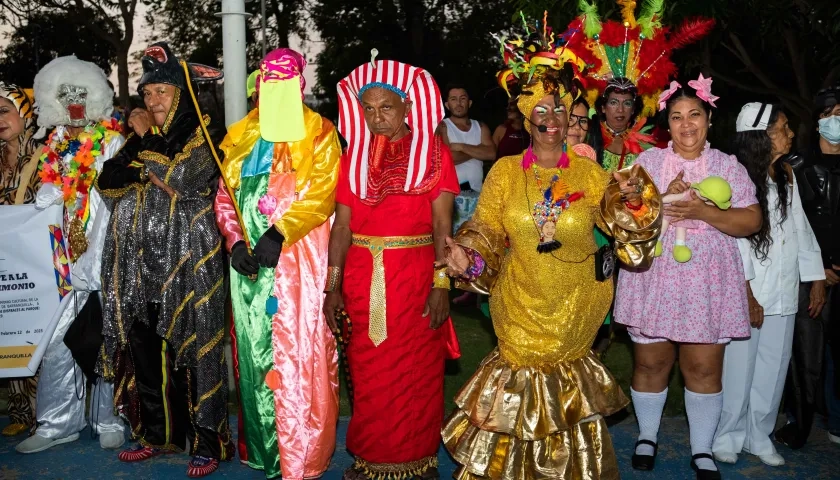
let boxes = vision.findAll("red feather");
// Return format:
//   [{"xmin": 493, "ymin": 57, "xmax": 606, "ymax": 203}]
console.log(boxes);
[
  {"xmin": 668, "ymin": 18, "xmax": 716, "ymax": 51},
  {"xmin": 600, "ymin": 21, "xmax": 629, "ymax": 46},
  {"xmin": 635, "ymin": 33, "xmax": 674, "ymax": 94}
]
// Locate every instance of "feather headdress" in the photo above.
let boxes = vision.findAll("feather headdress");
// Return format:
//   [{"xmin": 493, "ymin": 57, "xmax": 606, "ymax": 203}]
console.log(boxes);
[
  {"xmin": 495, "ymin": 12, "xmax": 587, "ymax": 132},
  {"xmin": 563, "ymin": 0, "xmax": 715, "ymax": 117}
]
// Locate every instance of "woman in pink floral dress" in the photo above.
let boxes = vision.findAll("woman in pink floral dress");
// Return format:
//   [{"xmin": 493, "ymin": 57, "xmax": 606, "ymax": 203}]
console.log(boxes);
[{"xmin": 615, "ymin": 79, "xmax": 762, "ymax": 480}]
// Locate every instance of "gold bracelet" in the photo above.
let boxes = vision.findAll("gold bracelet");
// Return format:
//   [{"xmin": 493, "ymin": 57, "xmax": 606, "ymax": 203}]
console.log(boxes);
[
  {"xmin": 324, "ymin": 265, "xmax": 342, "ymax": 293},
  {"xmin": 433, "ymin": 267, "xmax": 450, "ymax": 290}
]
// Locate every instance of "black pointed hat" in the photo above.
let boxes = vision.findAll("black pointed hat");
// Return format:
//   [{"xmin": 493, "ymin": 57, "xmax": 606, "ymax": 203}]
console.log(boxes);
[{"xmin": 138, "ymin": 42, "xmax": 223, "ymax": 95}]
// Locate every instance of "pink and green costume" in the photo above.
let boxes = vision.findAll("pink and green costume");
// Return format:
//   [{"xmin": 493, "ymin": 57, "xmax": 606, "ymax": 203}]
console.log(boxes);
[{"xmin": 214, "ymin": 49, "xmax": 342, "ymax": 480}]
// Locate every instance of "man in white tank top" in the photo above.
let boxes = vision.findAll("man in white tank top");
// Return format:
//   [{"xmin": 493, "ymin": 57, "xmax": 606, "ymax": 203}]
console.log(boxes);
[{"xmin": 435, "ymin": 84, "xmax": 496, "ymax": 191}]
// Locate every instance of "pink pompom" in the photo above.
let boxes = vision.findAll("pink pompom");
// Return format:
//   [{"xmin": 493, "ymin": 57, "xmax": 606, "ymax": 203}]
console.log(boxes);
[{"xmin": 258, "ymin": 194, "xmax": 277, "ymax": 215}]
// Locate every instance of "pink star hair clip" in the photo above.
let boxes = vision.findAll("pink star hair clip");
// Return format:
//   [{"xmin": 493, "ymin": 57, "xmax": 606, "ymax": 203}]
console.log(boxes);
[{"xmin": 687, "ymin": 73, "xmax": 719, "ymax": 108}]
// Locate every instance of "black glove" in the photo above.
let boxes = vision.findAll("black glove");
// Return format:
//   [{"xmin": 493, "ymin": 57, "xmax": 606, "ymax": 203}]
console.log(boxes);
[
  {"xmin": 230, "ymin": 241, "xmax": 259, "ymax": 276},
  {"xmin": 253, "ymin": 227, "xmax": 284, "ymax": 267}
]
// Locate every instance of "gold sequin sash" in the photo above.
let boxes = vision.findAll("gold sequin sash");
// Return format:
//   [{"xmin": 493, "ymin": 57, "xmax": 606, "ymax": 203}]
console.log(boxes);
[{"xmin": 351, "ymin": 234, "xmax": 434, "ymax": 346}]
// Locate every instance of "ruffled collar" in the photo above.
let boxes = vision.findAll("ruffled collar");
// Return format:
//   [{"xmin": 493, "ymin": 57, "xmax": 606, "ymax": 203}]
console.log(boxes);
[{"xmin": 521, "ymin": 145, "xmax": 569, "ymax": 170}]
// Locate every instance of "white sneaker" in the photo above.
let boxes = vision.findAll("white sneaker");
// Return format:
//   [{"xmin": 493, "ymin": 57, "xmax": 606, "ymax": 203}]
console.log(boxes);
[
  {"xmin": 713, "ymin": 451, "xmax": 738, "ymax": 464},
  {"xmin": 758, "ymin": 452, "xmax": 785, "ymax": 466},
  {"xmin": 99, "ymin": 431, "xmax": 126, "ymax": 450},
  {"xmin": 829, "ymin": 431, "xmax": 840, "ymax": 445},
  {"xmin": 15, "ymin": 433, "xmax": 80, "ymax": 454}
]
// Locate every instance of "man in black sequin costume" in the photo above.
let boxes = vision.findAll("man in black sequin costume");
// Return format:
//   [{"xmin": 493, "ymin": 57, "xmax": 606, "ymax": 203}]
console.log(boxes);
[{"xmin": 94, "ymin": 42, "xmax": 232, "ymax": 478}]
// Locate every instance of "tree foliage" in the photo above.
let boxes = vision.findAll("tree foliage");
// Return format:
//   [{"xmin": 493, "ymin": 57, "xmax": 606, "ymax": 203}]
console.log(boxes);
[
  {"xmin": 0, "ymin": 10, "xmax": 117, "ymax": 87},
  {"xmin": 697, "ymin": 0, "xmax": 840, "ymax": 146},
  {"xmin": 514, "ymin": 0, "xmax": 840, "ymax": 148},
  {"xmin": 143, "ymin": 0, "xmax": 308, "ymax": 70},
  {"xmin": 311, "ymin": 0, "xmax": 518, "ymax": 125},
  {"xmin": 0, "ymin": 0, "xmax": 140, "ymax": 109}
]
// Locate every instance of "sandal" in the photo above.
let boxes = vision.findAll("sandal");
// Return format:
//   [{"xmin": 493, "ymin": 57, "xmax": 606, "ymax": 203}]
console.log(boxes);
[
  {"xmin": 187, "ymin": 455, "xmax": 220, "ymax": 478},
  {"xmin": 118, "ymin": 444, "xmax": 171, "ymax": 462}
]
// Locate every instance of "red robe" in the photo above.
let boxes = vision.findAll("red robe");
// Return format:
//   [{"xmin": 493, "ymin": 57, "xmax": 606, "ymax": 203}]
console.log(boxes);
[{"xmin": 337, "ymin": 135, "xmax": 460, "ymax": 466}]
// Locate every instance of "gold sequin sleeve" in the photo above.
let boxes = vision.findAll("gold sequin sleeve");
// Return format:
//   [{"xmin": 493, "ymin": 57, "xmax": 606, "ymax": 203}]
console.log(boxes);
[
  {"xmin": 453, "ymin": 157, "xmax": 511, "ymax": 295},
  {"xmin": 600, "ymin": 165, "xmax": 662, "ymax": 268}
]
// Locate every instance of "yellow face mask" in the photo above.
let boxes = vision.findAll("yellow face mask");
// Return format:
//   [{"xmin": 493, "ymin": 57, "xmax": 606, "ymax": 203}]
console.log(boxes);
[{"xmin": 259, "ymin": 78, "xmax": 305, "ymax": 143}]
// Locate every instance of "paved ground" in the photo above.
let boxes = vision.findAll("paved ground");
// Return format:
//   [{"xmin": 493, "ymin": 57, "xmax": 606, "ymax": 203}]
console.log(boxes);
[{"xmin": 1, "ymin": 413, "xmax": 838, "ymax": 479}]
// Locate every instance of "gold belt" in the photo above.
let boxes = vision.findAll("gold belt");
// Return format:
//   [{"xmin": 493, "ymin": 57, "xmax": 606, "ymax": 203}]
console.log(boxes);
[{"xmin": 351, "ymin": 234, "xmax": 434, "ymax": 346}]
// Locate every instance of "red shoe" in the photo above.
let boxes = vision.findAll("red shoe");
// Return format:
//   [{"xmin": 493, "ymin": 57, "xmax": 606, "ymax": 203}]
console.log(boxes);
[
  {"xmin": 118, "ymin": 444, "xmax": 172, "ymax": 462},
  {"xmin": 187, "ymin": 456, "xmax": 220, "ymax": 478}
]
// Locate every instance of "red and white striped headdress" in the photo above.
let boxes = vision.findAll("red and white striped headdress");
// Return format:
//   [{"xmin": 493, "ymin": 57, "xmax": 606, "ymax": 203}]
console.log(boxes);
[{"xmin": 337, "ymin": 60, "xmax": 443, "ymax": 199}]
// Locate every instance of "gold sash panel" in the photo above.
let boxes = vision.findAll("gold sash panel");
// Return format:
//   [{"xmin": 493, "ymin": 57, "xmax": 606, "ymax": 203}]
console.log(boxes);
[{"xmin": 351, "ymin": 234, "xmax": 434, "ymax": 346}]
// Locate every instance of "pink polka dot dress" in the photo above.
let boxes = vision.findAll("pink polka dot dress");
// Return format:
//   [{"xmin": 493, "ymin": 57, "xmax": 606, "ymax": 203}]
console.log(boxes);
[{"xmin": 615, "ymin": 143, "xmax": 756, "ymax": 344}]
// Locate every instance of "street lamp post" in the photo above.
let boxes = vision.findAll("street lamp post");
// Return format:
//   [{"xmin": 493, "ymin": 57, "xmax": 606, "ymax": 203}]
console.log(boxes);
[{"xmin": 216, "ymin": 0, "xmax": 251, "ymax": 127}]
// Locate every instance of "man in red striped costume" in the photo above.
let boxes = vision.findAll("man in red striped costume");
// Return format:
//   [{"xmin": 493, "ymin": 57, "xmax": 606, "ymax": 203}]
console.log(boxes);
[{"xmin": 323, "ymin": 57, "xmax": 461, "ymax": 479}]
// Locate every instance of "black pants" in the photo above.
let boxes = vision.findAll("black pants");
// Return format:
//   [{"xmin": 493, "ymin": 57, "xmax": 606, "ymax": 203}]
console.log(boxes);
[
  {"xmin": 778, "ymin": 283, "xmax": 835, "ymax": 447},
  {"xmin": 128, "ymin": 303, "xmax": 222, "ymax": 458}
]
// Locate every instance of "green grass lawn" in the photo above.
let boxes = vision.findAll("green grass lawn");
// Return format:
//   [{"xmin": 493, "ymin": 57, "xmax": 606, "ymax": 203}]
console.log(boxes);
[
  {"xmin": 337, "ymin": 301, "xmax": 687, "ymax": 417},
  {"xmin": 0, "ymin": 302, "xmax": 685, "ymax": 420}
]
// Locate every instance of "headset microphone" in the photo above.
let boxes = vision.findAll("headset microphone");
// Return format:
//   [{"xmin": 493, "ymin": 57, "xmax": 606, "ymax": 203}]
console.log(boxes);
[{"xmin": 525, "ymin": 117, "xmax": 548, "ymax": 133}]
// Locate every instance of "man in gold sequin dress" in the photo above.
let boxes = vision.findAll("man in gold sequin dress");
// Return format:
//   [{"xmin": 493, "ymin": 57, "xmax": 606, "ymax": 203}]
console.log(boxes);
[{"xmin": 438, "ymin": 16, "xmax": 661, "ymax": 479}]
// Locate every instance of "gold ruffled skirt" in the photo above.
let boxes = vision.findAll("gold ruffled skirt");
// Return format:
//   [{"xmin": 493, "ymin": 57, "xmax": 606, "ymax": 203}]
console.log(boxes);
[{"xmin": 442, "ymin": 348, "xmax": 628, "ymax": 479}]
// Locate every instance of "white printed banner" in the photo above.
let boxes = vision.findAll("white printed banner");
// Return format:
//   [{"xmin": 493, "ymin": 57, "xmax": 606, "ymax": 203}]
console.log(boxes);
[{"xmin": 0, "ymin": 204, "xmax": 70, "ymax": 378}]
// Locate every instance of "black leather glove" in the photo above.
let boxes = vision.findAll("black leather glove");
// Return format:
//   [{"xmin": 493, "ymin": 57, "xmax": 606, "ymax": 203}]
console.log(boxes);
[
  {"xmin": 253, "ymin": 227, "xmax": 284, "ymax": 267},
  {"xmin": 230, "ymin": 241, "xmax": 259, "ymax": 276}
]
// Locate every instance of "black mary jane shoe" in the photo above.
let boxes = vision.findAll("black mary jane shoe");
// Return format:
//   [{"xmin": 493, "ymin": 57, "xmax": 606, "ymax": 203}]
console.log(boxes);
[
  {"xmin": 690, "ymin": 453, "xmax": 722, "ymax": 480},
  {"xmin": 631, "ymin": 439, "xmax": 658, "ymax": 470}
]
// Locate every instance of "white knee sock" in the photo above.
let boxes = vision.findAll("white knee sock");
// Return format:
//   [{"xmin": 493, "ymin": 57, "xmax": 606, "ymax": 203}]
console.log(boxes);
[
  {"xmin": 632, "ymin": 387, "xmax": 668, "ymax": 456},
  {"xmin": 685, "ymin": 388, "xmax": 723, "ymax": 471}
]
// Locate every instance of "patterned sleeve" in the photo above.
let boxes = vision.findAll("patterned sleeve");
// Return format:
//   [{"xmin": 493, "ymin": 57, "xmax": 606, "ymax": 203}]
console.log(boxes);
[
  {"xmin": 724, "ymin": 153, "xmax": 758, "ymax": 208},
  {"xmin": 22, "ymin": 150, "xmax": 42, "ymax": 205},
  {"xmin": 432, "ymin": 140, "xmax": 460, "ymax": 198}
]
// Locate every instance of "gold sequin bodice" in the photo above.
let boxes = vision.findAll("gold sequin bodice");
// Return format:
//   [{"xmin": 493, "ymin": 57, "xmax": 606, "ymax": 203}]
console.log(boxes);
[{"xmin": 478, "ymin": 154, "xmax": 613, "ymax": 366}]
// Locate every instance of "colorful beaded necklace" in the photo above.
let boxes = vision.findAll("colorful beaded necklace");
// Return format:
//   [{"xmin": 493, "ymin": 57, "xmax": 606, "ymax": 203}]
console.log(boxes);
[
  {"xmin": 522, "ymin": 146, "xmax": 585, "ymax": 253},
  {"xmin": 38, "ymin": 119, "xmax": 121, "ymax": 260}
]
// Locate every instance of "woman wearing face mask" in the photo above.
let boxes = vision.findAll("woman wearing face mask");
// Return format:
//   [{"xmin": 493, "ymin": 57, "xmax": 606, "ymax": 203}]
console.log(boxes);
[
  {"xmin": 713, "ymin": 103, "xmax": 825, "ymax": 467},
  {"xmin": 0, "ymin": 82, "xmax": 43, "ymax": 437},
  {"xmin": 778, "ymin": 85, "xmax": 840, "ymax": 449},
  {"xmin": 615, "ymin": 78, "xmax": 762, "ymax": 480}
]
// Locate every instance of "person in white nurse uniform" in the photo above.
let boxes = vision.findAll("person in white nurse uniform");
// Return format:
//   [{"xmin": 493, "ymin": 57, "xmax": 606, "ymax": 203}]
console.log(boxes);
[{"xmin": 713, "ymin": 102, "xmax": 826, "ymax": 467}]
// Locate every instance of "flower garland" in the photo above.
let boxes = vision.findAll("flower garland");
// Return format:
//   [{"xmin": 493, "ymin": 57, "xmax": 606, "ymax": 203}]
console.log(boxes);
[
  {"xmin": 38, "ymin": 118, "xmax": 121, "ymax": 223},
  {"xmin": 38, "ymin": 119, "xmax": 121, "ymax": 261}
]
